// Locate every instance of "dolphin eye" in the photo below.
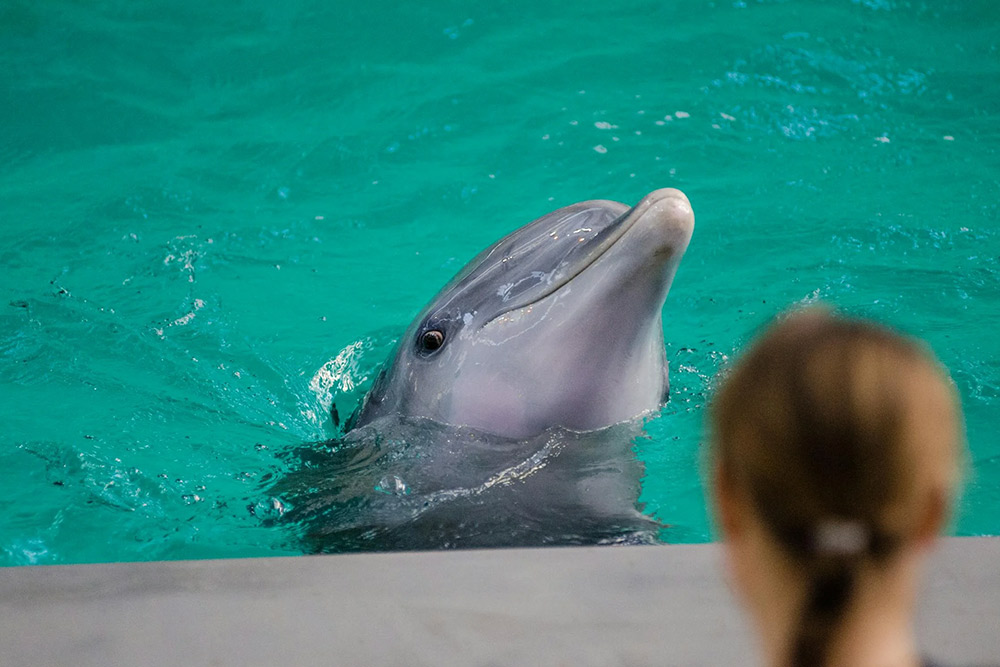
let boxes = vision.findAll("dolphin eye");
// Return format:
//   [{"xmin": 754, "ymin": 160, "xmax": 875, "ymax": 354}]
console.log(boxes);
[{"xmin": 420, "ymin": 330, "xmax": 445, "ymax": 352}]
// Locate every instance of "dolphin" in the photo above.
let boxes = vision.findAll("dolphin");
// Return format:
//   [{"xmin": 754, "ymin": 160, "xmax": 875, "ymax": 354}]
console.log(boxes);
[
  {"xmin": 271, "ymin": 188, "xmax": 694, "ymax": 552},
  {"xmin": 350, "ymin": 188, "xmax": 695, "ymax": 438}
]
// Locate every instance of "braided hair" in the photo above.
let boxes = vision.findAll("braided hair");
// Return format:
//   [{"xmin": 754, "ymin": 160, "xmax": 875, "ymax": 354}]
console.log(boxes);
[{"xmin": 710, "ymin": 308, "xmax": 962, "ymax": 667}]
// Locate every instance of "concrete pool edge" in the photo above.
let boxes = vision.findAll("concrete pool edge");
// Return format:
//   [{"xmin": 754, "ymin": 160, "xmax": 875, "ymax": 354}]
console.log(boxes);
[{"xmin": 1, "ymin": 537, "xmax": 997, "ymax": 666}]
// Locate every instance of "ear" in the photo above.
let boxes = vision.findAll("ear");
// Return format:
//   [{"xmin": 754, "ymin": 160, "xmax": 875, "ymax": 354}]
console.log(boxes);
[
  {"xmin": 713, "ymin": 460, "xmax": 743, "ymax": 541},
  {"xmin": 914, "ymin": 486, "xmax": 948, "ymax": 549}
]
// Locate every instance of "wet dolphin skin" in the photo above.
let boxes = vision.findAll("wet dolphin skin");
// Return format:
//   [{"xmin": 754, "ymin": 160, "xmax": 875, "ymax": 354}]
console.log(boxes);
[{"xmin": 353, "ymin": 188, "xmax": 695, "ymax": 438}]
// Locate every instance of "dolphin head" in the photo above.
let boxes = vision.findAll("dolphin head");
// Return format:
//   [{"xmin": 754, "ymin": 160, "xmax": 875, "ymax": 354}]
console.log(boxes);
[{"xmin": 353, "ymin": 188, "xmax": 695, "ymax": 438}]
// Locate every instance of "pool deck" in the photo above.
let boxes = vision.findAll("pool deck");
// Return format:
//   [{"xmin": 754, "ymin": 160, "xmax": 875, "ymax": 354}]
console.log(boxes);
[{"xmin": 1, "ymin": 537, "xmax": 998, "ymax": 666}]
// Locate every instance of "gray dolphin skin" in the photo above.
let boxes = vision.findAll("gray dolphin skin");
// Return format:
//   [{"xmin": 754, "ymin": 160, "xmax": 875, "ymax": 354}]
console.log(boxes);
[
  {"xmin": 352, "ymin": 188, "xmax": 695, "ymax": 438},
  {"xmin": 275, "ymin": 188, "xmax": 694, "ymax": 552}
]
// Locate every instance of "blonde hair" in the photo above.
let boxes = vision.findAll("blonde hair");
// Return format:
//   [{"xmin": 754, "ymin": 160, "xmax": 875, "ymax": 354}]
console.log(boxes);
[{"xmin": 710, "ymin": 307, "xmax": 964, "ymax": 667}]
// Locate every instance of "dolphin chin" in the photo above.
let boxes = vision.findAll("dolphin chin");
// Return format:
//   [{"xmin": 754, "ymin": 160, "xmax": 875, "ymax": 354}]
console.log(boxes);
[{"xmin": 352, "ymin": 188, "xmax": 694, "ymax": 438}]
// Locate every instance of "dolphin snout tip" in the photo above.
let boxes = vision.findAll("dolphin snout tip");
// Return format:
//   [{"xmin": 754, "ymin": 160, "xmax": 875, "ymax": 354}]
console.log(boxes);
[
  {"xmin": 637, "ymin": 188, "xmax": 695, "ymax": 234},
  {"xmin": 643, "ymin": 187, "xmax": 690, "ymax": 204}
]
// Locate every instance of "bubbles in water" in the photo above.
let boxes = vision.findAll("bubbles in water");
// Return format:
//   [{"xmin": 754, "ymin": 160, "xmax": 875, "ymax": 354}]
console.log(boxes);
[
  {"xmin": 153, "ymin": 297, "xmax": 206, "ymax": 338},
  {"xmin": 161, "ymin": 234, "xmax": 208, "ymax": 284},
  {"xmin": 2, "ymin": 538, "xmax": 52, "ymax": 566},
  {"xmin": 248, "ymin": 497, "xmax": 286, "ymax": 520},
  {"xmin": 374, "ymin": 475, "xmax": 409, "ymax": 495}
]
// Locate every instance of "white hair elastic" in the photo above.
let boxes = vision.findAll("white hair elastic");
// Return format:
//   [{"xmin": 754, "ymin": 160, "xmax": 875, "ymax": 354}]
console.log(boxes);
[{"xmin": 814, "ymin": 520, "xmax": 869, "ymax": 555}]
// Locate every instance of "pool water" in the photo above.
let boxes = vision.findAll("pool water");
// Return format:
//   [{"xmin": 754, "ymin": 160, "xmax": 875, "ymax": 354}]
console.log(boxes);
[{"xmin": 2, "ymin": 0, "xmax": 998, "ymax": 565}]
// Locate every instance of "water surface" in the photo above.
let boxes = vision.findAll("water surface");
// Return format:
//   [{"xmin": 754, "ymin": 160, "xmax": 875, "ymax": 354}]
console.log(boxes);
[{"xmin": 2, "ymin": 0, "xmax": 998, "ymax": 564}]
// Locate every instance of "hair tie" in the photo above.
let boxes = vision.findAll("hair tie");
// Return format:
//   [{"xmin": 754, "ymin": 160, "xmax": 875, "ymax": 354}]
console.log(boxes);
[{"xmin": 814, "ymin": 520, "xmax": 869, "ymax": 555}]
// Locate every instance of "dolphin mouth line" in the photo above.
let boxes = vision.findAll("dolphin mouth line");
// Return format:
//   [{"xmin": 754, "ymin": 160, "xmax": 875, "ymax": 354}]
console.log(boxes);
[{"xmin": 478, "ymin": 201, "xmax": 647, "ymax": 328}]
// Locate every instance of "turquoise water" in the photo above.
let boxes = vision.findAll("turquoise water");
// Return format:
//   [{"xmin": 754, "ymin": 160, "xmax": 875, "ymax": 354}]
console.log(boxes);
[{"xmin": 2, "ymin": 0, "xmax": 998, "ymax": 565}]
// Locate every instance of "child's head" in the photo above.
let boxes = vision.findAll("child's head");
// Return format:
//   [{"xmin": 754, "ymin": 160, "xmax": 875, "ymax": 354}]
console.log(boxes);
[{"xmin": 710, "ymin": 307, "xmax": 964, "ymax": 666}]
